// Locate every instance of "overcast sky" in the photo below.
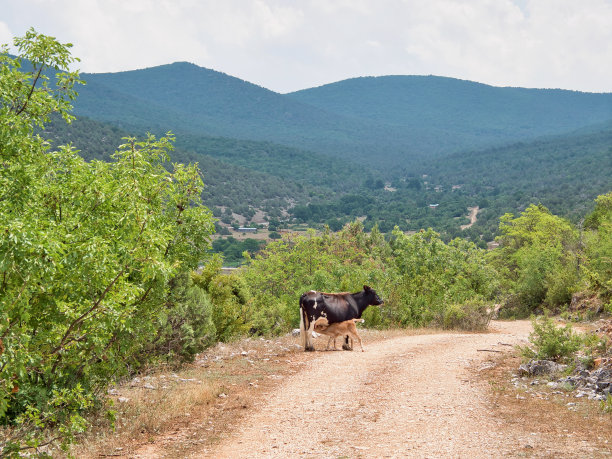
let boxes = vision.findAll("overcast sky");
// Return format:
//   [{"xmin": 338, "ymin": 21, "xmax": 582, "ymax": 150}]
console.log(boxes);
[{"xmin": 1, "ymin": 0, "xmax": 611, "ymax": 93}]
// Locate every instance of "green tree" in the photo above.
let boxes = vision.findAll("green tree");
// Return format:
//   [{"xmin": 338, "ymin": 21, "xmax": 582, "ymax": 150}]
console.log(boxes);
[
  {"xmin": 0, "ymin": 30, "xmax": 214, "ymax": 453},
  {"xmin": 491, "ymin": 204, "xmax": 580, "ymax": 313},
  {"xmin": 583, "ymin": 192, "xmax": 612, "ymax": 303},
  {"xmin": 242, "ymin": 223, "xmax": 390, "ymax": 334},
  {"xmin": 388, "ymin": 228, "xmax": 498, "ymax": 328}
]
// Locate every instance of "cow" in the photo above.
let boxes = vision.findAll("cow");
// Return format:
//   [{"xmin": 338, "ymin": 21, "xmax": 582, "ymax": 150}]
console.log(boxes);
[
  {"xmin": 299, "ymin": 285, "xmax": 384, "ymax": 351},
  {"xmin": 314, "ymin": 318, "xmax": 366, "ymax": 352}
]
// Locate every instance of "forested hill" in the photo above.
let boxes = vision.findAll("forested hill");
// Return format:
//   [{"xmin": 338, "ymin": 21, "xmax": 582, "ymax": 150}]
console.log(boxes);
[
  {"xmin": 422, "ymin": 122, "xmax": 612, "ymax": 238},
  {"xmin": 72, "ymin": 62, "xmax": 612, "ymax": 168},
  {"xmin": 288, "ymin": 76, "xmax": 612, "ymax": 160},
  {"xmin": 75, "ymin": 63, "xmax": 386, "ymax": 164},
  {"xmin": 44, "ymin": 61, "xmax": 611, "ymax": 242}
]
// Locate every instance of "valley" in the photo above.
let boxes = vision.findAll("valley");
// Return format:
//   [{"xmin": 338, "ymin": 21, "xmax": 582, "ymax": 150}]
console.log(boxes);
[{"xmin": 44, "ymin": 62, "xmax": 612, "ymax": 259}]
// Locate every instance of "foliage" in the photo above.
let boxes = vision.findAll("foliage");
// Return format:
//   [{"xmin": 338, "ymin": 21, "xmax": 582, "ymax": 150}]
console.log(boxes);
[
  {"xmin": 0, "ymin": 30, "xmax": 214, "ymax": 453},
  {"xmin": 241, "ymin": 223, "xmax": 390, "ymax": 335},
  {"xmin": 519, "ymin": 317, "xmax": 582, "ymax": 362},
  {"xmin": 490, "ymin": 204, "xmax": 580, "ymax": 313},
  {"xmin": 239, "ymin": 223, "xmax": 498, "ymax": 334},
  {"xmin": 386, "ymin": 228, "xmax": 499, "ymax": 327},
  {"xmin": 583, "ymin": 192, "xmax": 612, "ymax": 300},
  {"xmin": 211, "ymin": 237, "xmax": 265, "ymax": 266},
  {"xmin": 147, "ymin": 272, "xmax": 216, "ymax": 363},
  {"xmin": 45, "ymin": 111, "xmax": 612, "ymax": 248},
  {"xmin": 601, "ymin": 394, "xmax": 612, "ymax": 414},
  {"xmin": 440, "ymin": 301, "xmax": 492, "ymax": 331},
  {"xmin": 191, "ymin": 255, "xmax": 252, "ymax": 342}
]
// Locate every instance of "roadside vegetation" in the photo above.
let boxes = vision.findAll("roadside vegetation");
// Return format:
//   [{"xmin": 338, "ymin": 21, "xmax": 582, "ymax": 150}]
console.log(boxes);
[{"xmin": 1, "ymin": 30, "xmax": 611, "ymax": 456}]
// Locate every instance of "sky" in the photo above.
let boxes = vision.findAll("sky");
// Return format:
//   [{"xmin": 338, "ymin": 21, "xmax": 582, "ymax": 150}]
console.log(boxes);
[{"xmin": 1, "ymin": 0, "xmax": 612, "ymax": 94}]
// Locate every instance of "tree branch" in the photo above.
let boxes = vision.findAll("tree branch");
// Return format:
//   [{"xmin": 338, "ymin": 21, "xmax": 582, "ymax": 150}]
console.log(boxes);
[{"xmin": 15, "ymin": 64, "xmax": 44, "ymax": 116}]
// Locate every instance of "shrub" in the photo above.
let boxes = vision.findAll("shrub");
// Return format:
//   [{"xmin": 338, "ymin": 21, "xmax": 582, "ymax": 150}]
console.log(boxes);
[
  {"xmin": 601, "ymin": 394, "xmax": 612, "ymax": 414},
  {"xmin": 520, "ymin": 316, "xmax": 582, "ymax": 362},
  {"xmin": 439, "ymin": 301, "xmax": 492, "ymax": 331},
  {"xmin": 148, "ymin": 272, "xmax": 216, "ymax": 363},
  {"xmin": 0, "ymin": 30, "xmax": 214, "ymax": 451}
]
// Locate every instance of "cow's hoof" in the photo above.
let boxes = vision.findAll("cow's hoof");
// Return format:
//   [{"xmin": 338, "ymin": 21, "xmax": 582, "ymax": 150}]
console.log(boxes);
[
  {"xmin": 305, "ymin": 346, "xmax": 315, "ymax": 352},
  {"xmin": 342, "ymin": 344, "xmax": 353, "ymax": 351}
]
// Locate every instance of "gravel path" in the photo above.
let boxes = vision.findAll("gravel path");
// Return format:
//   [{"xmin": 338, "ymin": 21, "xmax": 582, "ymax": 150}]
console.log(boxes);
[{"xmin": 194, "ymin": 320, "xmax": 580, "ymax": 458}]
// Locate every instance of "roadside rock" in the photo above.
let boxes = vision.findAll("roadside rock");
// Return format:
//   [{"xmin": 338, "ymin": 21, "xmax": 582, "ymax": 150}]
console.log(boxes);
[
  {"xmin": 518, "ymin": 359, "xmax": 612, "ymax": 402},
  {"xmin": 518, "ymin": 360, "xmax": 566, "ymax": 376},
  {"xmin": 559, "ymin": 364, "xmax": 612, "ymax": 401}
]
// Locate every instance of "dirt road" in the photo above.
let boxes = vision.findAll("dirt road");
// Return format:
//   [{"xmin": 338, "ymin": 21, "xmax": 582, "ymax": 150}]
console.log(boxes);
[
  {"xmin": 461, "ymin": 206, "xmax": 480, "ymax": 230},
  {"xmin": 178, "ymin": 320, "xmax": 602, "ymax": 458}
]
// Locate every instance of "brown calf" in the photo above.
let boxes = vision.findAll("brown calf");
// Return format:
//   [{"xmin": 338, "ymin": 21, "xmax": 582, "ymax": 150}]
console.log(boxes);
[{"xmin": 313, "ymin": 317, "xmax": 365, "ymax": 352}]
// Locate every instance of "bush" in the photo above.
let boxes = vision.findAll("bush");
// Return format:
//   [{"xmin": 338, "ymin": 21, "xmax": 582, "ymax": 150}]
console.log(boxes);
[
  {"xmin": 148, "ymin": 272, "xmax": 216, "ymax": 363},
  {"xmin": 439, "ymin": 301, "xmax": 492, "ymax": 331},
  {"xmin": 0, "ymin": 30, "xmax": 215, "ymax": 451},
  {"xmin": 520, "ymin": 316, "xmax": 582, "ymax": 362},
  {"xmin": 491, "ymin": 204, "xmax": 579, "ymax": 312}
]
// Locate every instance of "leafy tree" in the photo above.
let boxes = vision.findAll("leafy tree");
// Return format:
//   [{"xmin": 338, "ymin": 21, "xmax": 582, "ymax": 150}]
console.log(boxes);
[
  {"xmin": 583, "ymin": 192, "xmax": 612, "ymax": 304},
  {"xmin": 0, "ymin": 30, "xmax": 214, "ymax": 453},
  {"xmin": 147, "ymin": 272, "xmax": 216, "ymax": 363},
  {"xmin": 192, "ymin": 255, "xmax": 251, "ymax": 341},
  {"xmin": 387, "ymin": 228, "xmax": 498, "ymax": 327},
  {"xmin": 491, "ymin": 204, "xmax": 580, "ymax": 313}
]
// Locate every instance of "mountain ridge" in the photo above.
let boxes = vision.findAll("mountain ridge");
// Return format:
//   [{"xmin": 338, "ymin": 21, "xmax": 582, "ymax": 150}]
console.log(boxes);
[{"xmin": 71, "ymin": 61, "xmax": 612, "ymax": 169}]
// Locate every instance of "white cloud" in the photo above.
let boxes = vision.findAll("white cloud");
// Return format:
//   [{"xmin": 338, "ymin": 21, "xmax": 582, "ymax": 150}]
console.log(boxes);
[
  {"xmin": 0, "ymin": 0, "xmax": 611, "ymax": 92},
  {"xmin": 0, "ymin": 24, "xmax": 13, "ymax": 52}
]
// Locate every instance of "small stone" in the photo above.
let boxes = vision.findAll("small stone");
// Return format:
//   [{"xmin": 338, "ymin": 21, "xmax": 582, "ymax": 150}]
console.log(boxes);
[
  {"xmin": 218, "ymin": 393, "xmax": 228, "ymax": 398},
  {"xmin": 118, "ymin": 397, "xmax": 130, "ymax": 403}
]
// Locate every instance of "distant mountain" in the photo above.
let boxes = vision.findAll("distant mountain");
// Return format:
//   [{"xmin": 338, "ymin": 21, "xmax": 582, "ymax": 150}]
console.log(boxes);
[
  {"xmin": 75, "ymin": 63, "xmax": 388, "ymax": 164},
  {"xmin": 72, "ymin": 63, "xmax": 612, "ymax": 169},
  {"xmin": 288, "ymin": 75, "xmax": 612, "ymax": 133},
  {"xmin": 43, "ymin": 60, "xmax": 611, "ymax": 242}
]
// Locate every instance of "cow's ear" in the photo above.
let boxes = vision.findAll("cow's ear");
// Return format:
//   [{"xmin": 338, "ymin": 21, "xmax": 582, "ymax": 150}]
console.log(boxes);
[{"xmin": 363, "ymin": 285, "xmax": 371, "ymax": 291}]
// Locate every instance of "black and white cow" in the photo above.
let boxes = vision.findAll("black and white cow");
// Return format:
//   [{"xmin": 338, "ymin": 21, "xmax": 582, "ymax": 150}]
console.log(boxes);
[{"xmin": 299, "ymin": 285, "xmax": 384, "ymax": 351}]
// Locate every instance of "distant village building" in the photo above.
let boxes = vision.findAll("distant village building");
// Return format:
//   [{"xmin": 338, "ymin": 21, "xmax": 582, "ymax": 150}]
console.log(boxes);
[
  {"xmin": 237, "ymin": 227, "xmax": 257, "ymax": 233},
  {"xmin": 429, "ymin": 203, "xmax": 439, "ymax": 209}
]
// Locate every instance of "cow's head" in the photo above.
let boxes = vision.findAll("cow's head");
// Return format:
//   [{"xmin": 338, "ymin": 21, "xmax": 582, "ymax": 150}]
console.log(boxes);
[{"xmin": 363, "ymin": 285, "xmax": 384, "ymax": 306}]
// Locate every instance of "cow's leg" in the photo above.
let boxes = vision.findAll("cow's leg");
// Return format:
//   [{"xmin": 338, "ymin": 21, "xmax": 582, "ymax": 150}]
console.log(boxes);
[
  {"xmin": 342, "ymin": 335, "xmax": 352, "ymax": 351},
  {"xmin": 326, "ymin": 336, "xmax": 334, "ymax": 350},
  {"xmin": 300, "ymin": 309, "xmax": 315, "ymax": 351}
]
